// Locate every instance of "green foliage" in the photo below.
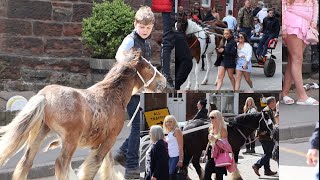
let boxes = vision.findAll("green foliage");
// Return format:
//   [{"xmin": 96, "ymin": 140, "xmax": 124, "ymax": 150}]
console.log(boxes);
[{"xmin": 82, "ymin": 0, "xmax": 135, "ymax": 59}]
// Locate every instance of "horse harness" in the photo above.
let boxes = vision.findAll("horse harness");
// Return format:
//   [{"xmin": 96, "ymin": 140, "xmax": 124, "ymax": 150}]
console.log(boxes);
[
  {"xmin": 226, "ymin": 113, "xmax": 274, "ymax": 145},
  {"xmin": 136, "ymin": 60, "xmax": 158, "ymax": 88}
]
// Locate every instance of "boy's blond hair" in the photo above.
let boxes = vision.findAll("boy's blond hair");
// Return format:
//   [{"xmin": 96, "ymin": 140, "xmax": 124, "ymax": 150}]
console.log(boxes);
[{"xmin": 135, "ymin": 6, "xmax": 155, "ymax": 25}]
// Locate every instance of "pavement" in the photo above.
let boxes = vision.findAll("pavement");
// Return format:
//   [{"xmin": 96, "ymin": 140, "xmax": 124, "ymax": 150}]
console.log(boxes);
[
  {"xmin": 279, "ymin": 76, "xmax": 319, "ymax": 141},
  {"xmin": 181, "ymin": 37, "xmax": 283, "ymax": 91}
]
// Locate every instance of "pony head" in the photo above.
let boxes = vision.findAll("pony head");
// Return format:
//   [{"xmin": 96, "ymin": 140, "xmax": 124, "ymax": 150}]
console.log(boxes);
[{"xmin": 129, "ymin": 49, "xmax": 167, "ymax": 94}]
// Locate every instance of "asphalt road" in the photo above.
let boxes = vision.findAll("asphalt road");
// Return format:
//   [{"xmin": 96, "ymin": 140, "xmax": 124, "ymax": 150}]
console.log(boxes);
[
  {"xmin": 181, "ymin": 37, "xmax": 283, "ymax": 91},
  {"xmin": 279, "ymin": 138, "xmax": 318, "ymax": 180}
]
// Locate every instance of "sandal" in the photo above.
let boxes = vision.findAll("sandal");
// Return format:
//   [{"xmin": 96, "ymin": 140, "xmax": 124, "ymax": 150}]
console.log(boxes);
[
  {"xmin": 282, "ymin": 96, "xmax": 294, "ymax": 105},
  {"xmin": 296, "ymin": 97, "xmax": 319, "ymax": 106},
  {"xmin": 310, "ymin": 83, "xmax": 319, "ymax": 89}
]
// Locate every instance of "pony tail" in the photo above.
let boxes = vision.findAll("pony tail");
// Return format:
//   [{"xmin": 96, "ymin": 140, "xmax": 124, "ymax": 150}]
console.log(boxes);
[{"xmin": 0, "ymin": 95, "xmax": 46, "ymax": 166}]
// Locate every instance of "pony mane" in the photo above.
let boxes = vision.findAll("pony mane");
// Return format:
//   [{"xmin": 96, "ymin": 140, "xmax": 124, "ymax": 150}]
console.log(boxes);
[
  {"xmin": 230, "ymin": 112, "xmax": 261, "ymax": 124},
  {"xmin": 99, "ymin": 50, "xmax": 141, "ymax": 90}
]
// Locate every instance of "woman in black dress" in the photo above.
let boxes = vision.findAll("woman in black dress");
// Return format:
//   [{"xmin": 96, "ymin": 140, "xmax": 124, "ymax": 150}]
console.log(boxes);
[{"xmin": 216, "ymin": 29, "xmax": 237, "ymax": 91}]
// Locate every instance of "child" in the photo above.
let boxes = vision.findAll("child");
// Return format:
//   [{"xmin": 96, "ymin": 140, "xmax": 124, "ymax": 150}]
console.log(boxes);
[
  {"xmin": 113, "ymin": 6, "xmax": 155, "ymax": 179},
  {"xmin": 115, "ymin": 6, "xmax": 154, "ymax": 62}
]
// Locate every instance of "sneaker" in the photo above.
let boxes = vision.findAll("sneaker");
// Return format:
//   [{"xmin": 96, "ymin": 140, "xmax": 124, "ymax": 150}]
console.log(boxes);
[
  {"xmin": 125, "ymin": 168, "xmax": 140, "ymax": 179},
  {"xmin": 250, "ymin": 149, "xmax": 256, "ymax": 153},
  {"xmin": 113, "ymin": 151, "xmax": 126, "ymax": 167}
]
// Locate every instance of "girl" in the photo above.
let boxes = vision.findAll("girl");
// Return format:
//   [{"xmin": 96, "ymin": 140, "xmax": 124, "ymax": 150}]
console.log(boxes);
[
  {"xmin": 216, "ymin": 29, "xmax": 237, "ymax": 91},
  {"xmin": 235, "ymin": 32, "xmax": 254, "ymax": 92},
  {"xmin": 282, "ymin": 0, "xmax": 319, "ymax": 105},
  {"xmin": 243, "ymin": 97, "xmax": 257, "ymax": 153}
]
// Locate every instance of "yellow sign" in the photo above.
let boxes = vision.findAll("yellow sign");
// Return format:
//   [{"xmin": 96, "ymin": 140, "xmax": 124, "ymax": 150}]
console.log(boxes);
[
  {"xmin": 260, "ymin": 98, "xmax": 267, "ymax": 107},
  {"xmin": 144, "ymin": 108, "xmax": 170, "ymax": 128}
]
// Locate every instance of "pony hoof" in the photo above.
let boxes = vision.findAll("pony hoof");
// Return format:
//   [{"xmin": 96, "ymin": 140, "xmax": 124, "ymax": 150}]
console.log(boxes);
[
  {"xmin": 201, "ymin": 80, "xmax": 208, "ymax": 85},
  {"xmin": 185, "ymin": 86, "xmax": 191, "ymax": 90},
  {"xmin": 194, "ymin": 86, "xmax": 199, "ymax": 90}
]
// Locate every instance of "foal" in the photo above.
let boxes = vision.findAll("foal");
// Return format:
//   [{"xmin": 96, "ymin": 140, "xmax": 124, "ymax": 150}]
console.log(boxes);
[{"xmin": 0, "ymin": 49, "xmax": 166, "ymax": 180}]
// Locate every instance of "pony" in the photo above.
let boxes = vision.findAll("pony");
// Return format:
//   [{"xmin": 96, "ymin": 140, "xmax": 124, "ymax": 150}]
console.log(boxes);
[
  {"xmin": 0, "ymin": 49, "xmax": 166, "ymax": 180},
  {"xmin": 181, "ymin": 112, "xmax": 274, "ymax": 180},
  {"xmin": 176, "ymin": 14, "xmax": 216, "ymax": 90}
]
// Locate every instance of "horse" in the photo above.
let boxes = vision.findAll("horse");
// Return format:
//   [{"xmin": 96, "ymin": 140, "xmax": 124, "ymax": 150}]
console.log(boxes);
[
  {"xmin": 0, "ymin": 49, "xmax": 166, "ymax": 180},
  {"xmin": 176, "ymin": 14, "xmax": 216, "ymax": 90},
  {"xmin": 181, "ymin": 112, "xmax": 274, "ymax": 180}
]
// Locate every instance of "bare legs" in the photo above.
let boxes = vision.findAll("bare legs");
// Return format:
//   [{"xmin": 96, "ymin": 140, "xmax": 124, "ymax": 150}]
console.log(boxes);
[
  {"xmin": 235, "ymin": 70, "xmax": 253, "ymax": 91},
  {"xmin": 283, "ymin": 34, "xmax": 319, "ymax": 104},
  {"xmin": 216, "ymin": 66, "xmax": 235, "ymax": 90}
]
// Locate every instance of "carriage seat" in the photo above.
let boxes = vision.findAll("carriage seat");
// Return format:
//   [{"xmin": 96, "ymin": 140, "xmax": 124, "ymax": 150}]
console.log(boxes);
[{"xmin": 268, "ymin": 38, "xmax": 278, "ymax": 50}]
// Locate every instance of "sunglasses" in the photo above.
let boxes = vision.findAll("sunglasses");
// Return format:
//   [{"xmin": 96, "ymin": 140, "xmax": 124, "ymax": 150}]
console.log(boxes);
[
  {"xmin": 239, "ymin": 36, "xmax": 244, "ymax": 39},
  {"xmin": 209, "ymin": 116, "xmax": 215, "ymax": 119}
]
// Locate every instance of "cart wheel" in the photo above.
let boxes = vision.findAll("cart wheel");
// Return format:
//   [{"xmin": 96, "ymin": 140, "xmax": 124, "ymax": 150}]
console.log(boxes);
[{"xmin": 264, "ymin": 58, "xmax": 276, "ymax": 77}]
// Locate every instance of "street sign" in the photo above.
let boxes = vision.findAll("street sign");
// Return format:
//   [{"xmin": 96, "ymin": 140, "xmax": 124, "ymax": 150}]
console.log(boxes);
[{"xmin": 144, "ymin": 108, "xmax": 170, "ymax": 128}]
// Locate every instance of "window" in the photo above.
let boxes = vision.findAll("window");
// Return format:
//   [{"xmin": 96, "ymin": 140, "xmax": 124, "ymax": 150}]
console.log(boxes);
[
  {"xmin": 202, "ymin": 0, "xmax": 211, "ymax": 8},
  {"xmin": 208, "ymin": 93, "xmax": 238, "ymax": 116}
]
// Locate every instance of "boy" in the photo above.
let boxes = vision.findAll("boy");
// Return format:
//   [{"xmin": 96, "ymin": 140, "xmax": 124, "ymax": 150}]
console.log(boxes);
[{"xmin": 114, "ymin": 6, "xmax": 154, "ymax": 179}]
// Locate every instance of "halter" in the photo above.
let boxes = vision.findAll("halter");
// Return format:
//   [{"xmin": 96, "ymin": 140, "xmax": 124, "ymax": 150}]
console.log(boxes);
[{"xmin": 136, "ymin": 61, "xmax": 157, "ymax": 88}]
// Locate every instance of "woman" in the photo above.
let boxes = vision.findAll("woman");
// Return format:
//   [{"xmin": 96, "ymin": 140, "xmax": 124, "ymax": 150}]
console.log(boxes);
[
  {"xmin": 193, "ymin": 99, "xmax": 209, "ymax": 120},
  {"xmin": 243, "ymin": 97, "xmax": 257, "ymax": 154},
  {"xmin": 216, "ymin": 29, "xmax": 237, "ymax": 91},
  {"xmin": 282, "ymin": 0, "xmax": 319, "ymax": 105},
  {"xmin": 145, "ymin": 125, "xmax": 169, "ymax": 180},
  {"xmin": 235, "ymin": 32, "xmax": 254, "ymax": 92},
  {"xmin": 163, "ymin": 115, "xmax": 184, "ymax": 179},
  {"xmin": 251, "ymin": 17, "xmax": 262, "ymax": 39},
  {"xmin": 203, "ymin": 6, "xmax": 220, "ymax": 21},
  {"xmin": 204, "ymin": 110, "xmax": 236, "ymax": 180}
]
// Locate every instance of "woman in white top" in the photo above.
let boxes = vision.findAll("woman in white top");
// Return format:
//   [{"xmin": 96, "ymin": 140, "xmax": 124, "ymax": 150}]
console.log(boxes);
[
  {"xmin": 243, "ymin": 97, "xmax": 257, "ymax": 154},
  {"xmin": 235, "ymin": 32, "xmax": 254, "ymax": 92},
  {"xmin": 163, "ymin": 115, "xmax": 184, "ymax": 178}
]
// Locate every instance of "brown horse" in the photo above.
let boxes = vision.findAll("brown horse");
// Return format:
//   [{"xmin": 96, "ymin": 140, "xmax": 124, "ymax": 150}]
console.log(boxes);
[{"xmin": 0, "ymin": 49, "xmax": 166, "ymax": 180}]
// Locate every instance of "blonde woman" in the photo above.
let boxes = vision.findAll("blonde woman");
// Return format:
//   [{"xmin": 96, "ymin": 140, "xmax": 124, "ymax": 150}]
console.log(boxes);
[
  {"xmin": 145, "ymin": 125, "xmax": 169, "ymax": 180},
  {"xmin": 243, "ymin": 97, "xmax": 257, "ymax": 154},
  {"xmin": 206, "ymin": 110, "xmax": 240, "ymax": 180},
  {"xmin": 163, "ymin": 115, "xmax": 184, "ymax": 179},
  {"xmin": 282, "ymin": 0, "xmax": 319, "ymax": 105}
]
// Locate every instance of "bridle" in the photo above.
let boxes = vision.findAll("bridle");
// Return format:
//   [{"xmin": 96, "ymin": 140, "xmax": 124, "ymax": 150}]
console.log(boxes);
[
  {"xmin": 232, "ymin": 112, "xmax": 274, "ymax": 145},
  {"xmin": 136, "ymin": 59, "xmax": 158, "ymax": 88}
]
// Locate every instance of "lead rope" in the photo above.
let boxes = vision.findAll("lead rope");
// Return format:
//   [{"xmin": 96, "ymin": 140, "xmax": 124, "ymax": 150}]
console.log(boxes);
[{"xmin": 127, "ymin": 102, "xmax": 141, "ymax": 127}]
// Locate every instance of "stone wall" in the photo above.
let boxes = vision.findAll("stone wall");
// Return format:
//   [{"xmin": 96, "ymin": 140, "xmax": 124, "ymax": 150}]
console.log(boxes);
[
  {"xmin": 0, "ymin": 0, "xmax": 97, "ymax": 91},
  {"xmin": 0, "ymin": 0, "xmax": 172, "ymax": 91}
]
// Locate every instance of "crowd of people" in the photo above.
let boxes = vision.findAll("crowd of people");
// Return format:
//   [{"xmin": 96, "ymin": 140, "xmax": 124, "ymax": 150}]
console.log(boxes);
[
  {"xmin": 177, "ymin": 0, "xmax": 280, "ymax": 91},
  {"xmin": 143, "ymin": 96, "xmax": 280, "ymax": 180}
]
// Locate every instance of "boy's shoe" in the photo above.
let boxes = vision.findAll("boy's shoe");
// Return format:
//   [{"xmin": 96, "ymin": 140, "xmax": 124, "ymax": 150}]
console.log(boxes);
[{"xmin": 125, "ymin": 168, "xmax": 140, "ymax": 179}]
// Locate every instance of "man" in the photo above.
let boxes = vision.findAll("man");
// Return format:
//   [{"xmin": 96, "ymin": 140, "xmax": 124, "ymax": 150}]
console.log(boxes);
[
  {"xmin": 306, "ymin": 122, "xmax": 319, "ymax": 180},
  {"xmin": 178, "ymin": 6, "xmax": 184, "ymax": 17},
  {"xmin": 256, "ymin": 8, "xmax": 280, "ymax": 60},
  {"xmin": 193, "ymin": 2, "xmax": 205, "ymax": 21},
  {"xmin": 253, "ymin": 1, "xmax": 264, "ymax": 17},
  {"xmin": 252, "ymin": 96, "xmax": 278, "ymax": 177},
  {"xmin": 152, "ymin": 0, "xmax": 193, "ymax": 90},
  {"xmin": 237, "ymin": 0, "xmax": 254, "ymax": 39},
  {"xmin": 222, "ymin": 10, "xmax": 237, "ymax": 33},
  {"xmin": 256, "ymin": 3, "xmax": 268, "ymax": 23}
]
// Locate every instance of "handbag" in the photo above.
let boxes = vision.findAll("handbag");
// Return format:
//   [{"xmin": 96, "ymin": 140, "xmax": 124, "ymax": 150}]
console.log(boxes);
[
  {"xmin": 306, "ymin": 27, "xmax": 319, "ymax": 44},
  {"xmin": 175, "ymin": 168, "xmax": 187, "ymax": 180},
  {"xmin": 215, "ymin": 151, "xmax": 233, "ymax": 167}
]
